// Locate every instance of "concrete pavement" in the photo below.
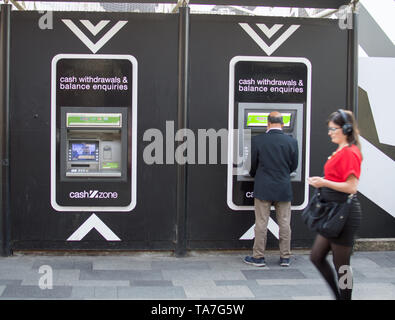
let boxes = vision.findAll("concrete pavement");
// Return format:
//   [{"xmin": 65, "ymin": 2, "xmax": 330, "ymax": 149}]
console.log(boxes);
[{"xmin": 0, "ymin": 250, "xmax": 394, "ymax": 300}]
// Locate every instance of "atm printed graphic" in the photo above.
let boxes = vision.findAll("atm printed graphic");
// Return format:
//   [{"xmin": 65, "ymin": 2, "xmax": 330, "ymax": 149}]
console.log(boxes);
[
  {"xmin": 50, "ymin": 54, "xmax": 138, "ymax": 212},
  {"xmin": 227, "ymin": 56, "xmax": 312, "ymax": 211}
]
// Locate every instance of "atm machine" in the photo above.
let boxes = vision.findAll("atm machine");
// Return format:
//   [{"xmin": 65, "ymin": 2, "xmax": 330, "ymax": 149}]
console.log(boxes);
[
  {"xmin": 54, "ymin": 106, "xmax": 131, "ymax": 209},
  {"xmin": 60, "ymin": 108, "xmax": 127, "ymax": 180},
  {"xmin": 227, "ymin": 56, "xmax": 311, "ymax": 211},
  {"xmin": 236, "ymin": 103, "xmax": 303, "ymax": 182}
]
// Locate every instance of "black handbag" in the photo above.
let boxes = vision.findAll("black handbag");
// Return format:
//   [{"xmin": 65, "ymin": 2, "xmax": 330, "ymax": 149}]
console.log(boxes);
[{"xmin": 302, "ymin": 189, "xmax": 353, "ymax": 238}]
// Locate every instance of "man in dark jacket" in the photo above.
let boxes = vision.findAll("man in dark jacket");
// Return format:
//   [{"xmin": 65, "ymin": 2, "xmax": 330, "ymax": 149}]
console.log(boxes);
[{"xmin": 244, "ymin": 111, "xmax": 298, "ymax": 267}]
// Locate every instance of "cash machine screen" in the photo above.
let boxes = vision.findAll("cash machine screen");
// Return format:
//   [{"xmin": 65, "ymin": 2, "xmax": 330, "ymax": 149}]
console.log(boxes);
[
  {"xmin": 246, "ymin": 112, "xmax": 291, "ymax": 127},
  {"xmin": 70, "ymin": 141, "xmax": 99, "ymax": 162}
]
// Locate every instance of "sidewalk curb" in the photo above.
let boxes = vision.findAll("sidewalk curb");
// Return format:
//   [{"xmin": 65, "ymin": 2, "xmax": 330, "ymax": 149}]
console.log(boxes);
[
  {"xmin": 354, "ymin": 238, "xmax": 395, "ymax": 251},
  {"xmin": 9, "ymin": 238, "xmax": 395, "ymax": 257}
]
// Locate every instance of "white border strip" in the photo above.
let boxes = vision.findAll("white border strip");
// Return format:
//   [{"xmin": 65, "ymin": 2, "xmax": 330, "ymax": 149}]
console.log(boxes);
[
  {"xmin": 227, "ymin": 56, "xmax": 312, "ymax": 212},
  {"xmin": 50, "ymin": 54, "xmax": 138, "ymax": 212}
]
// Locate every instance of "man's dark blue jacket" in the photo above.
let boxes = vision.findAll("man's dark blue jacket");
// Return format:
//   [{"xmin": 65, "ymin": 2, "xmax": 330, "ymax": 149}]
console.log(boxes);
[{"xmin": 249, "ymin": 129, "xmax": 298, "ymax": 202}]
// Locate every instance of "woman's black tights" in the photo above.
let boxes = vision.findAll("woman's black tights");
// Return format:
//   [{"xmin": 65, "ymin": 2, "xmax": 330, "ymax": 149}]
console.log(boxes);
[{"xmin": 310, "ymin": 234, "xmax": 353, "ymax": 300}]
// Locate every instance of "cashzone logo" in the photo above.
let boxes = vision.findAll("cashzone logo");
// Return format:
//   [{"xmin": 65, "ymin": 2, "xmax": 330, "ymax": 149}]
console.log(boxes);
[{"xmin": 69, "ymin": 190, "xmax": 118, "ymax": 199}]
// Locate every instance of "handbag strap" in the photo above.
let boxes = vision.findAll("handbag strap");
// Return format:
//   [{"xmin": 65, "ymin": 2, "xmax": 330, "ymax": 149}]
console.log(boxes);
[{"xmin": 346, "ymin": 193, "xmax": 354, "ymax": 204}]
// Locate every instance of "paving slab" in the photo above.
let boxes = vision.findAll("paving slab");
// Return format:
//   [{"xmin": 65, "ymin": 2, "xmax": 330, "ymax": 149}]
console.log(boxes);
[
  {"xmin": 79, "ymin": 270, "xmax": 163, "ymax": 281},
  {"xmin": 353, "ymin": 283, "xmax": 395, "ymax": 300},
  {"xmin": 151, "ymin": 261, "xmax": 210, "ymax": 270},
  {"xmin": 1, "ymin": 285, "xmax": 72, "ymax": 299},
  {"xmin": 131, "ymin": 280, "xmax": 174, "ymax": 287},
  {"xmin": 163, "ymin": 269, "xmax": 247, "ymax": 281},
  {"xmin": 93, "ymin": 260, "xmax": 151, "ymax": 271},
  {"xmin": 183, "ymin": 285, "xmax": 254, "ymax": 299},
  {"xmin": 94, "ymin": 286, "xmax": 118, "ymax": 299},
  {"xmin": 117, "ymin": 286, "xmax": 187, "ymax": 300},
  {"xmin": 67, "ymin": 280, "xmax": 131, "ymax": 287},
  {"xmin": 21, "ymin": 269, "xmax": 81, "ymax": 286},
  {"xmin": 241, "ymin": 268, "xmax": 307, "ymax": 280},
  {"xmin": 70, "ymin": 286, "xmax": 95, "ymax": 299}
]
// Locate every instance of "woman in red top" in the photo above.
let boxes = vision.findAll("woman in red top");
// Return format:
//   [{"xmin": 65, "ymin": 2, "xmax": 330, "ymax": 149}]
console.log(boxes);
[{"xmin": 308, "ymin": 109, "xmax": 362, "ymax": 300}]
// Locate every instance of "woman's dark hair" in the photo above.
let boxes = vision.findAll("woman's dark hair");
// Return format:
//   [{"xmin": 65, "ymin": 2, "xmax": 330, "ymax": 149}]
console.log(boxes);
[{"xmin": 327, "ymin": 109, "xmax": 362, "ymax": 154}]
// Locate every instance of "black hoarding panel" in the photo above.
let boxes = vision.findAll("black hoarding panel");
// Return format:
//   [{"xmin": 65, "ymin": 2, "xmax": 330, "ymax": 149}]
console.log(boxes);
[
  {"xmin": 188, "ymin": 15, "xmax": 349, "ymax": 249},
  {"xmin": 9, "ymin": 10, "xmax": 391, "ymax": 252},
  {"xmin": 10, "ymin": 11, "xmax": 178, "ymax": 250}
]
